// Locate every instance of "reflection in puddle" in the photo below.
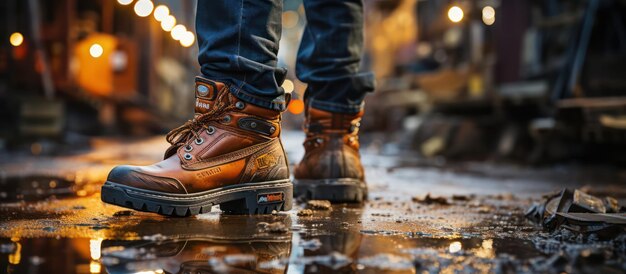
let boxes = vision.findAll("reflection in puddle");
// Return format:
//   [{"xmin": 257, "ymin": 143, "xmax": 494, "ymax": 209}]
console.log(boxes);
[
  {"xmin": 0, "ymin": 204, "xmax": 548, "ymax": 274},
  {"xmin": 0, "ymin": 228, "xmax": 612, "ymax": 274},
  {"xmin": 101, "ymin": 237, "xmax": 291, "ymax": 273}
]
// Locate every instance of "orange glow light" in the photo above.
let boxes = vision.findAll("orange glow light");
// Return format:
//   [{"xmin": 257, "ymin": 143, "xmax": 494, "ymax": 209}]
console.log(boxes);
[{"xmin": 288, "ymin": 99, "xmax": 305, "ymax": 115}]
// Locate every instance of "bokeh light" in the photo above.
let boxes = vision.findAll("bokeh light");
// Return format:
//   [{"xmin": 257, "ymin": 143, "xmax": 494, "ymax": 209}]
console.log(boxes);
[
  {"xmin": 180, "ymin": 31, "xmax": 195, "ymax": 47},
  {"xmin": 171, "ymin": 25, "xmax": 187, "ymax": 41},
  {"xmin": 482, "ymin": 6, "xmax": 496, "ymax": 25},
  {"xmin": 9, "ymin": 32, "xmax": 24, "ymax": 47},
  {"xmin": 282, "ymin": 79, "xmax": 294, "ymax": 93},
  {"xmin": 89, "ymin": 43, "xmax": 103, "ymax": 58},
  {"xmin": 153, "ymin": 5, "xmax": 169, "ymax": 22},
  {"xmin": 134, "ymin": 0, "xmax": 154, "ymax": 17},
  {"xmin": 448, "ymin": 6, "xmax": 464, "ymax": 23},
  {"xmin": 449, "ymin": 241, "xmax": 462, "ymax": 253},
  {"xmin": 288, "ymin": 99, "xmax": 305, "ymax": 115},
  {"xmin": 282, "ymin": 11, "xmax": 299, "ymax": 29},
  {"xmin": 117, "ymin": 0, "xmax": 133, "ymax": 5},
  {"xmin": 160, "ymin": 15, "xmax": 176, "ymax": 32}
]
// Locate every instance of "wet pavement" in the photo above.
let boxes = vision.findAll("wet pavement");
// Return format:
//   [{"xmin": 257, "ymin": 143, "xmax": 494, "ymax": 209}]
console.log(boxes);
[{"xmin": 0, "ymin": 131, "xmax": 625, "ymax": 273}]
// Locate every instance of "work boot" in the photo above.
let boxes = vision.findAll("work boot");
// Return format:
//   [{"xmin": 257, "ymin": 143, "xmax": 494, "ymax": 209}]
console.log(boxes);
[
  {"xmin": 293, "ymin": 107, "xmax": 367, "ymax": 202},
  {"xmin": 101, "ymin": 76, "xmax": 293, "ymax": 216}
]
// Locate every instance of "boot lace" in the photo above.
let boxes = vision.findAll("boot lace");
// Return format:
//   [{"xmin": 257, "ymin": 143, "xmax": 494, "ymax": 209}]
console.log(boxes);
[{"xmin": 165, "ymin": 94, "xmax": 237, "ymax": 147}]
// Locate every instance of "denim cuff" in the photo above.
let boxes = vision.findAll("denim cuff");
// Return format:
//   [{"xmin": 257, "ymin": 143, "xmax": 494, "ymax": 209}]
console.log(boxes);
[
  {"xmin": 205, "ymin": 77, "xmax": 288, "ymax": 112},
  {"xmin": 307, "ymin": 98, "xmax": 365, "ymax": 114},
  {"xmin": 304, "ymin": 72, "xmax": 375, "ymax": 114}
]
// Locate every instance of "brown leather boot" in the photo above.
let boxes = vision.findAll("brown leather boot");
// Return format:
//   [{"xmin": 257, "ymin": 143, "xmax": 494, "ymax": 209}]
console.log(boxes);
[
  {"xmin": 101, "ymin": 76, "xmax": 292, "ymax": 216},
  {"xmin": 293, "ymin": 107, "xmax": 367, "ymax": 202}
]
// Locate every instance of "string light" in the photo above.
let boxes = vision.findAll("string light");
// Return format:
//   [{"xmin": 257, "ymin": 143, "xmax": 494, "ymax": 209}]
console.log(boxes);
[
  {"xmin": 134, "ymin": 0, "xmax": 154, "ymax": 17},
  {"xmin": 180, "ymin": 31, "xmax": 195, "ymax": 47},
  {"xmin": 160, "ymin": 15, "xmax": 176, "ymax": 31},
  {"xmin": 171, "ymin": 25, "xmax": 187, "ymax": 41},
  {"xmin": 118, "ymin": 2, "xmax": 194, "ymax": 49},
  {"xmin": 9, "ymin": 32, "xmax": 24, "ymax": 47},
  {"xmin": 482, "ymin": 6, "xmax": 496, "ymax": 25},
  {"xmin": 282, "ymin": 79, "xmax": 294, "ymax": 93},
  {"xmin": 448, "ymin": 6, "xmax": 464, "ymax": 23},
  {"xmin": 89, "ymin": 43, "xmax": 104, "ymax": 58},
  {"xmin": 153, "ymin": 5, "xmax": 169, "ymax": 22}
]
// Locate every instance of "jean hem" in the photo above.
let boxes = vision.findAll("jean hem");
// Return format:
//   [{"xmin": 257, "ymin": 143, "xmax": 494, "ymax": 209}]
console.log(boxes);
[
  {"xmin": 308, "ymin": 98, "xmax": 364, "ymax": 114},
  {"xmin": 230, "ymin": 87, "xmax": 287, "ymax": 112},
  {"xmin": 200, "ymin": 75, "xmax": 287, "ymax": 112}
]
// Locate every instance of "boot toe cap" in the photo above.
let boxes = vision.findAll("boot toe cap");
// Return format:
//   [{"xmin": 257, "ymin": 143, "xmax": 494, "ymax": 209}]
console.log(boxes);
[{"xmin": 106, "ymin": 165, "xmax": 187, "ymax": 194}]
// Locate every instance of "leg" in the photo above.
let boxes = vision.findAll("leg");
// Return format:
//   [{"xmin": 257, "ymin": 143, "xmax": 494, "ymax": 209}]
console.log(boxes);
[
  {"xmin": 197, "ymin": 0, "xmax": 287, "ymax": 111},
  {"xmin": 101, "ymin": 0, "xmax": 293, "ymax": 216},
  {"xmin": 293, "ymin": 0, "xmax": 374, "ymax": 202},
  {"xmin": 296, "ymin": 0, "xmax": 375, "ymax": 114}
]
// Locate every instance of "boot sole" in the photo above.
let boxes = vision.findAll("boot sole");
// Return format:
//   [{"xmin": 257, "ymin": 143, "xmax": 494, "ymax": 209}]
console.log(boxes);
[
  {"xmin": 101, "ymin": 180, "xmax": 293, "ymax": 217},
  {"xmin": 293, "ymin": 178, "xmax": 367, "ymax": 203}
]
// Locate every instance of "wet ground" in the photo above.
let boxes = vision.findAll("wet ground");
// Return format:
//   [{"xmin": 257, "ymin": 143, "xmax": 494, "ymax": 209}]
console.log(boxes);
[{"xmin": 0, "ymin": 131, "xmax": 625, "ymax": 273}]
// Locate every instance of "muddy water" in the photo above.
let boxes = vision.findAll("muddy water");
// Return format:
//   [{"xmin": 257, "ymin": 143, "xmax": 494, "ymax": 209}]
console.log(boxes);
[
  {"xmin": 1, "ymin": 194, "xmax": 624, "ymax": 274},
  {"xmin": 1, "ymin": 134, "xmax": 625, "ymax": 273}
]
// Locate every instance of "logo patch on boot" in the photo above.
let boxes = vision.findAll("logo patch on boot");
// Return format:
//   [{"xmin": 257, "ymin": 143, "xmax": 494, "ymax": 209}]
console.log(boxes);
[
  {"xmin": 255, "ymin": 153, "xmax": 279, "ymax": 169},
  {"xmin": 257, "ymin": 192, "xmax": 284, "ymax": 204},
  {"xmin": 195, "ymin": 98, "xmax": 212, "ymax": 114},
  {"xmin": 196, "ymin": 167, "xmax": 222, "ymax": 179}
]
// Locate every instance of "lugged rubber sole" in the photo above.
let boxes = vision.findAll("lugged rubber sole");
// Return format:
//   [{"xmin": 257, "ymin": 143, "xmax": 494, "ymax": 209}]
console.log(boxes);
[
  {"xmin": 293, "ymin": 178, "xmax": 367, "ymax": 203},
  {"xmin": 101, "ymin": 180, "xmax": 293, "ymax": 217}
]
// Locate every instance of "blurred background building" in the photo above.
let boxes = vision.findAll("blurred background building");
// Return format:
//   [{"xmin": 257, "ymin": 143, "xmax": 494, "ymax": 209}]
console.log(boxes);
[{"xmin": 1, "ymin": 0, "xmax": 625, "ymax": 164}]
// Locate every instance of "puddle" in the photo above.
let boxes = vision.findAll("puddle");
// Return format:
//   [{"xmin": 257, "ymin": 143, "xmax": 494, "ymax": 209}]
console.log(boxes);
[
  {"xmin": 0, "ymin": 175, "xmax": 99, "ymax": 202},
  {"xmin": 1, "ymin": 198, "xmax": 623, "ymax": 273},
  {"xmin": 1, "ymin": 233, "xmax": 604, "ymax": 274},
  {"xmin": 1, "ymin": 151, "xmax": 625, "ymax": 273}
]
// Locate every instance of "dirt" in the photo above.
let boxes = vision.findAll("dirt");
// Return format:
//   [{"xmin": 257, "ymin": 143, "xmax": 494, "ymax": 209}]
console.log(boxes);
[
  {"xmin": 0, "ymin": 132, "xmax": 624, "ymax": 273},
  {"xmin": 306, "ymin": 200, "xmax": 332, "ymax": 210},
  {"xmin": 297, "ymin": 209, "xmax": 314, "ymax": 216}
]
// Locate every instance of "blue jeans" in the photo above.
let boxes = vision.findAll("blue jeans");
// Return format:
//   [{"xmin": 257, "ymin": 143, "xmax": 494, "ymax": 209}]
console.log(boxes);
[{"xmin": 196, "ymin": 0, "xmax": 375, "ymax": 113}]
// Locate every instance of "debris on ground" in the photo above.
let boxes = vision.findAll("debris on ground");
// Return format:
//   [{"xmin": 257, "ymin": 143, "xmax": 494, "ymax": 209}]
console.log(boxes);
[
  {"xmin": 141, "ymin": 233, "xmax": 167, "ymax": 241},
  {"xmin": 526, "ymin": 188, "xmax": 626, "ymax": 238},
  {"xmin": 306, "ymin": 200, "xmax": 332, "ymax": 210},
  {"xmin": 291, "ymin": 251, "xmax": 352, "ymax": 270},
  {"xmin": 531, "ymin": 231, "xmax": 626, "ymax": 272},
  {"xmin": 357, "ymin": 253, "xmax": 414, "ymax": 271},
  {"xmin": 257, "ymin": 221, "xmax": 289, "ymax": 234},
  {"xmin": 299, "ymin": 238, "xmax": 322, "ymax": 251},
  {"xmin": 452, "ymin": 194, "xmax": 474, "ymax": 201},
  {"xmin": 412, "ymin": 194, "xmax": 450, "ymax": 205},
  {"xmin": 112, "ymin": 210, "xmax": 134, "ymax": 217},
  {"xmin": 222, "ymin": 254, "xmax": 257, "ymax": 266},
  {"xmin": 297, "ymin": 209, "xmax": 314, "ymax": 216},
  {"xmin": 477, "ymin": 206, "xmax": 493, "ymax": 213}
]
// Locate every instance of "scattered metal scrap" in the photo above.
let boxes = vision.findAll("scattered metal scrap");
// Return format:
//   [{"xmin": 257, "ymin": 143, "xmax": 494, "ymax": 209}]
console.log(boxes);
[
  {"xmin": 412, "ymin": 193, "xmax": 450, "ymax": 205},
  {"xmin": 306, "ymin": 200, "xmax": 332, "ymax": 210},
  {"xmin": 297, "ymin": 209, "xmax": 314, "ymax": 216},
  {"xmin": 526, "ymin": 188, "xmax": 626, "ymax": 238}
]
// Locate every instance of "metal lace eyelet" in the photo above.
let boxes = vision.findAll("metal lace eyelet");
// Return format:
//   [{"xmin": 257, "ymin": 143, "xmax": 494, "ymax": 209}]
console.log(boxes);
[
  {"xmin": 195, "ymin": 138, "xmax": 204, "ymax": 145},
  {"xmin": 184, "ymin": 145, "xmax": 193, "ymax": 152},
  {"xmin": 269, "ymin": 126, "xmax": 276, "ymax": 134},
  {"xmin": 250, "ymin": 122, "xmax": 257, "ymax": 128},
  {"xmin": 222, "ymin": 115, "xmax": 232, "ymax": 123},
  {"xmin": 316, "ymin": 138, "xmax": 324, "ymax": 144},
  {"xmin": 235, "ymin": 101, "xmax": 245, "ymax": 109},
  {"xmin": 206, "ymin": 126, "xmax": 216, "ymax": 135},
  {"xmin": 184, "ymin": 153, "xmax": 193, "ymax": 160}
]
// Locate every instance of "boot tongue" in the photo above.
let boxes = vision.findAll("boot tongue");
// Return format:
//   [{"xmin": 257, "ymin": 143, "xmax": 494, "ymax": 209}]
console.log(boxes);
[{"xmin": 194, "ymin": 76, "xmax": 228, "ymax": 116}]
